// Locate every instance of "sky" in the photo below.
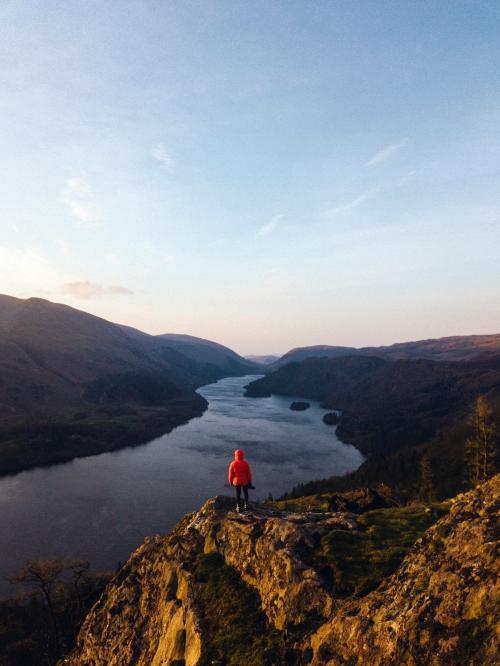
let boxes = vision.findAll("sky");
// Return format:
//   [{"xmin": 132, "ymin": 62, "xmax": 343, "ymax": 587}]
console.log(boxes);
[{"xmin": 1, "ymin": 1, "xmax": 499, "ymax": 355}]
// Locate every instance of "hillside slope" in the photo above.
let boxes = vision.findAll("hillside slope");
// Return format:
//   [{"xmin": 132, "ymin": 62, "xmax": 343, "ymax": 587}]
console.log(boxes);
[
  {"xmin": 273, "ymin": 345, "xmax": 357, "ymax": 367},
  {"xmin": 157, "ymin": 333, "xmax": 260, "ymax": 376},
  {"xmin": 63, "ymin": 475, "xmax": 499, "ymax": 666},
  {"xmin": 245, "ymin": 355, "xmax": 500, "ymax": 498},
  {"xmin": 273, "ymin": 333, "xmax": 500, "ymax": 367},
  {"xmin": 0, "ymin": 296, "xmax": 212, "ymax": 418},
  {"xmin": 0, "ymin": 295, "xmax": 251, "ymax": 475},
  {"xmin": 245, "ymin": 354, "xmax": 279, "ymax": 365}
]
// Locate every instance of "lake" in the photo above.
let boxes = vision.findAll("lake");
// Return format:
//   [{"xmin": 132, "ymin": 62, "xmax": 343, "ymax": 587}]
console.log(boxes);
[{"xmin": 0, "ymin": 375, "xmax": 363, "ymax": 595}]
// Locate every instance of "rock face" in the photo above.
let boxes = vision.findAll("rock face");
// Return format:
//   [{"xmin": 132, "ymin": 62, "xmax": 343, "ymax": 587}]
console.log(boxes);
[
  {"xmin": 60, "ymin": 531, "xmax": 204, "ymax": 666},
  {"xmin": 309, "ymin": 474, "xmax": 500, "ymax": 665},
  {"xmin": 63, "ymin": 476, "xmax": 499, "ymax": 666}
]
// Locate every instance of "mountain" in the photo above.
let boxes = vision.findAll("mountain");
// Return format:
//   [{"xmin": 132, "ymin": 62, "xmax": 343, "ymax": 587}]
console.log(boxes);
[
  {"xmin": 245, "ymin": 354, "xmax": 280, "ymax": 365},
  {"xmin": 64, "ymin": 475, "xmax": 499, "ymax": 665},
  {"xmin": 272, "ymin": 333, "xmax": 500, "ymax": 367},
  {"xmin": 157, "ymin": 333, "xmax": 261, "ymax": 376},
  {"xmin": 245, "ymin": 354, "xmax": 500, "ymax": 499},
  {"xmin": 272, "ymin": 345, "xmax": 357, "ymax": 367},
  {"xmin": 0, "ymin": 295, "xmax": 254, "ymax": 476}
]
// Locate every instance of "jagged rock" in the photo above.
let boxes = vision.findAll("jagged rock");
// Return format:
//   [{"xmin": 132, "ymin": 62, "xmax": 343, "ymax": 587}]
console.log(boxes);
[
  {"xmin": 62, "ymin": 476, "xmax": 499, "ymax": 666},
  {"xmin": 325, "ymin": 485, "xmax": 399, "ymax": 513},
  {"xmin": 60, "ymin": 533, "xmax": 204, "ymax": 666},
  {"xmin": 309, "ymin": 475, "xmax": 500, "ymax": 665},
  {"xmin": 186, "ymin": 497, "xmax": 357, "ymax": 630}
]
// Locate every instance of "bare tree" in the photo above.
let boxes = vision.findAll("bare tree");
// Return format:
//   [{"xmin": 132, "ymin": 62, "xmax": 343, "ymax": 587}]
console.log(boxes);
[
  {"xmin": 10, "ymin": 559, "xmax": 65, "ymax": 658},
  {"xmin": 66, "ymin": 559, "xmax": 90, "ymax": 620}
]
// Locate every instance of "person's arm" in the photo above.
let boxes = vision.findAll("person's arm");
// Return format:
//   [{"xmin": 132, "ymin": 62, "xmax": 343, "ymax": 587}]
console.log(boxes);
[
  {"xmin": 228, "ymin": 462, "xmax": 234, "ymax": 485},
  {"xmin": 246, "ymin": 461, "xmax": 252, "ymax": 484}
]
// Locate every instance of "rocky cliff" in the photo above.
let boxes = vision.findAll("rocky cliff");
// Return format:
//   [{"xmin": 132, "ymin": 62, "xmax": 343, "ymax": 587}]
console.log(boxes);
[{"xmin": 63, "ymin": 475, "xmax": 499, "ymax": 665}]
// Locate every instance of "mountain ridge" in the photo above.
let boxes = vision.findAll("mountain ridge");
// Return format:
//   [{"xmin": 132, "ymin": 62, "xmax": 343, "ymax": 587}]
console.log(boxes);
[
  {"xmin": 272, "ymin": 333, "xmax": 500, "ymax": 368},
  {"xmin": 0, "ymin": 294, "xmax": 257, "ymax": 476}
]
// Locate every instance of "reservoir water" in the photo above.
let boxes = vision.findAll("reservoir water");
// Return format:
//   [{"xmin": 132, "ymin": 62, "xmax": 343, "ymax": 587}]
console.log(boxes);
[{"xmin": 0, "ymin": 375, "xmax": 363, "ymax": 595}]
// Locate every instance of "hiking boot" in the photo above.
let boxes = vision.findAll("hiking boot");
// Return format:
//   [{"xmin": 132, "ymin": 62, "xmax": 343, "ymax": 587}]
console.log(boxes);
[
  {"xmin": 235, "ymin": 505, "xmax": 240, "ymax": 513},
  {"xmin": 243, "ymin": 503, "xmax": 248, "ymax": 511}
]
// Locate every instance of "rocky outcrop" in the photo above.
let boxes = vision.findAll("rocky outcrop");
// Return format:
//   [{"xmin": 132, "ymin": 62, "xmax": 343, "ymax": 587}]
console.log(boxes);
[
  {"xmin": 63, "ymin": 476, "xmax": 499, "ymax": 665},
  {"xmin": 60, "ymin": 531, "xmax": 204, "ymax": 666},
  {"xmin": 309, "ymin": 474, "xmax": 500, "ymax": 665},
  {"xmin": 189, "ymin": 498, "xmax": 355, "ymax": 630}
]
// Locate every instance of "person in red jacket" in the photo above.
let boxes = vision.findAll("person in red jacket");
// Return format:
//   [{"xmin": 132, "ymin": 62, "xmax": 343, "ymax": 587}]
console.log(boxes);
[{"xmin": 228, "ymin": 449, "xmax": 252, "ymax": 512}]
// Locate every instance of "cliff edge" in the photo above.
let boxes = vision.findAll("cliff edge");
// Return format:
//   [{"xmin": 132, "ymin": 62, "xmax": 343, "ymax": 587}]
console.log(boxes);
[{"xmin": 62, "ymin": 475, "xmax": 499, "ymax": 665}]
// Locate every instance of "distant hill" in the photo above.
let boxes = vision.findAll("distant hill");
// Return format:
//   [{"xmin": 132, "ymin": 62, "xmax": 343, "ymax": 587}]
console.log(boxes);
[
  {"xmin": 245, "ymin": 354, "xmax": 279, "ymax": 365},
  {"xmin": 272, "ymin": 345, "xmax": 357, "ymax": 367},
  {"xmin": 363, "ymin": 333, "xmax": 500, "ymax": 361},
  {"xmin": 0, "ymin": 295, "xmax": 256, "ymax": 475},
  {"xmin": 246, "ymin": 353, "xmax": 500, "ymax": 499},
  {"xmin": 272, "ymin": 333, "xmax": 500, "ymax": 367},
  {"xmin": 157, "ymin": 333, "xmax": 260, "ymax": 376}
]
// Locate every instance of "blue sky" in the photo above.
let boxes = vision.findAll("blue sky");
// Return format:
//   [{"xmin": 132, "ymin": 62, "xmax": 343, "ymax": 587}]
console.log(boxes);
[{"xmin": 1, "ymin": 1, "xmax": 499, "ymax": 354}]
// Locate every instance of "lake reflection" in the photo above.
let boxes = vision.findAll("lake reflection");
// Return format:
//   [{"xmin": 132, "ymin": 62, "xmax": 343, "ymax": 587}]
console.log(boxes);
[{"xmin": 0, "ymin": 375, "xmax": 363, "ymax": 594}]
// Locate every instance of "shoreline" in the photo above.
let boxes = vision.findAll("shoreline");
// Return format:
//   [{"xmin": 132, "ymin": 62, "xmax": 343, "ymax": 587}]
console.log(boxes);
[{"xmin": 0, "ymin": 394, "xmax": 208, "ymax": 478}]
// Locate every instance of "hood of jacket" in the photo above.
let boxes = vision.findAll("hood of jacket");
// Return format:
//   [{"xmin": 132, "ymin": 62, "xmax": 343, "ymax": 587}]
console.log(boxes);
[{"xmin": 234, "ymin": 449, "xmax": 244, "ymax": 461}]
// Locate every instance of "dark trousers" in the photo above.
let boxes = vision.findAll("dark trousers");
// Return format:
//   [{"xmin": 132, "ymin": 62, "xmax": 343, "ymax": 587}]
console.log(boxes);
[{"xmin": 235, "ymin": 485, "xmax": 249, "ymax": 508}]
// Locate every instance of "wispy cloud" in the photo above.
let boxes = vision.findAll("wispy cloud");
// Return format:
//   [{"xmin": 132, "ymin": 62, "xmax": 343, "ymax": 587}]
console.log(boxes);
[
  {"xmin": 60, "ymin": 281, "xmax": 133, "ymax": 299},
  {"xmin": 152, "ymin": 143, "xmax": 174, "ymax": 170},
  {"xmin": 324, "ymin": 188, "xmax": 379, "ymax": 217},
  {"xmin": 364, "ymin": 140, "xmax": 407, "ymax": 167},
  {"xmin": 61, "ymin": 177, "xmax": 103, "ymax": 226},
  {"xmin": 258, "ymin": 214, "xmax": 282, "ymax": 236}
]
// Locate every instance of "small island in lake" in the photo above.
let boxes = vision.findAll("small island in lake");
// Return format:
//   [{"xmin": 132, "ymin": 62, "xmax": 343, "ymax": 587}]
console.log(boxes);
[
  {"xmin": 323, "ymin": 412, "xmax": 339, "ymax": 426},
  {"xmin": 289, "ymin": 401, "xmax": 310, "ymax": 411}
]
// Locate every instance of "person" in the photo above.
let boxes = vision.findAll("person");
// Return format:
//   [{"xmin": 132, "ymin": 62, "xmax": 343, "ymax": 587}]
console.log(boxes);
[{"xmin": 228, "ymin": 449, "xmax": 252, "ymax": 512}]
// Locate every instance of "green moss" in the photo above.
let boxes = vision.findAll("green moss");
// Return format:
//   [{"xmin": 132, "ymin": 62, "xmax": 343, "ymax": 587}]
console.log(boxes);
[
  {"xmin": 193, "ymin": 554, "xmax": 305, "ymax": 666},
  {"xmin": 267, "ymin": 495, "xmax": 331, "ymax": 513},
  {"xmin": 319, "ymin": 502, "xmax": 450, "ymax": 596}
]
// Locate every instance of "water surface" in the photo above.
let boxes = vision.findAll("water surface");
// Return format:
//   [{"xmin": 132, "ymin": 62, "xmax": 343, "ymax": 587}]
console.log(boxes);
[{"xmin": 0, "ymin": 375, "xmax": 363, "ymax": 595}]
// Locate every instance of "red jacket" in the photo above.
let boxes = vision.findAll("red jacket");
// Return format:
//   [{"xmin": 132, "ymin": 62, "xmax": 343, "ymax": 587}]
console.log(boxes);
[{"xmin": 228, "ymin": 449, "xmax": 252, "ymax": 486}]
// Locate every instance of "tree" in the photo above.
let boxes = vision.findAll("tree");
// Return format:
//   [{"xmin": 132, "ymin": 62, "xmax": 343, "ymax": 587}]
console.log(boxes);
[
  {"xmin": 419, "ymin": 454, "xmax": 435, "ymax": 503},
  {"xmin": 66, "ymin": 559, "xmax": 90, "ymax": 623},
  {"xmin": 9, "ymin": 559, "xmax": 65, "ymax": 658},
  {"xmin": 465, "ymin": 396, "xmax": 497, "ymax": 488}
]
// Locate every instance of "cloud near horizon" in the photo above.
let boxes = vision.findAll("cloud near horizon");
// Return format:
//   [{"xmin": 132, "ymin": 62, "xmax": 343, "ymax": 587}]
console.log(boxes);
[
  {"xmin": 61, "ymin": 177, "xmax": 103, "ymax": 226},
  {"xmin": 364, "ymin": 140, "xmax": 407, "ymax": 167},
  {"xmin": 60, "ymin": 281, "xmax": 133, "ymax": 300}
]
